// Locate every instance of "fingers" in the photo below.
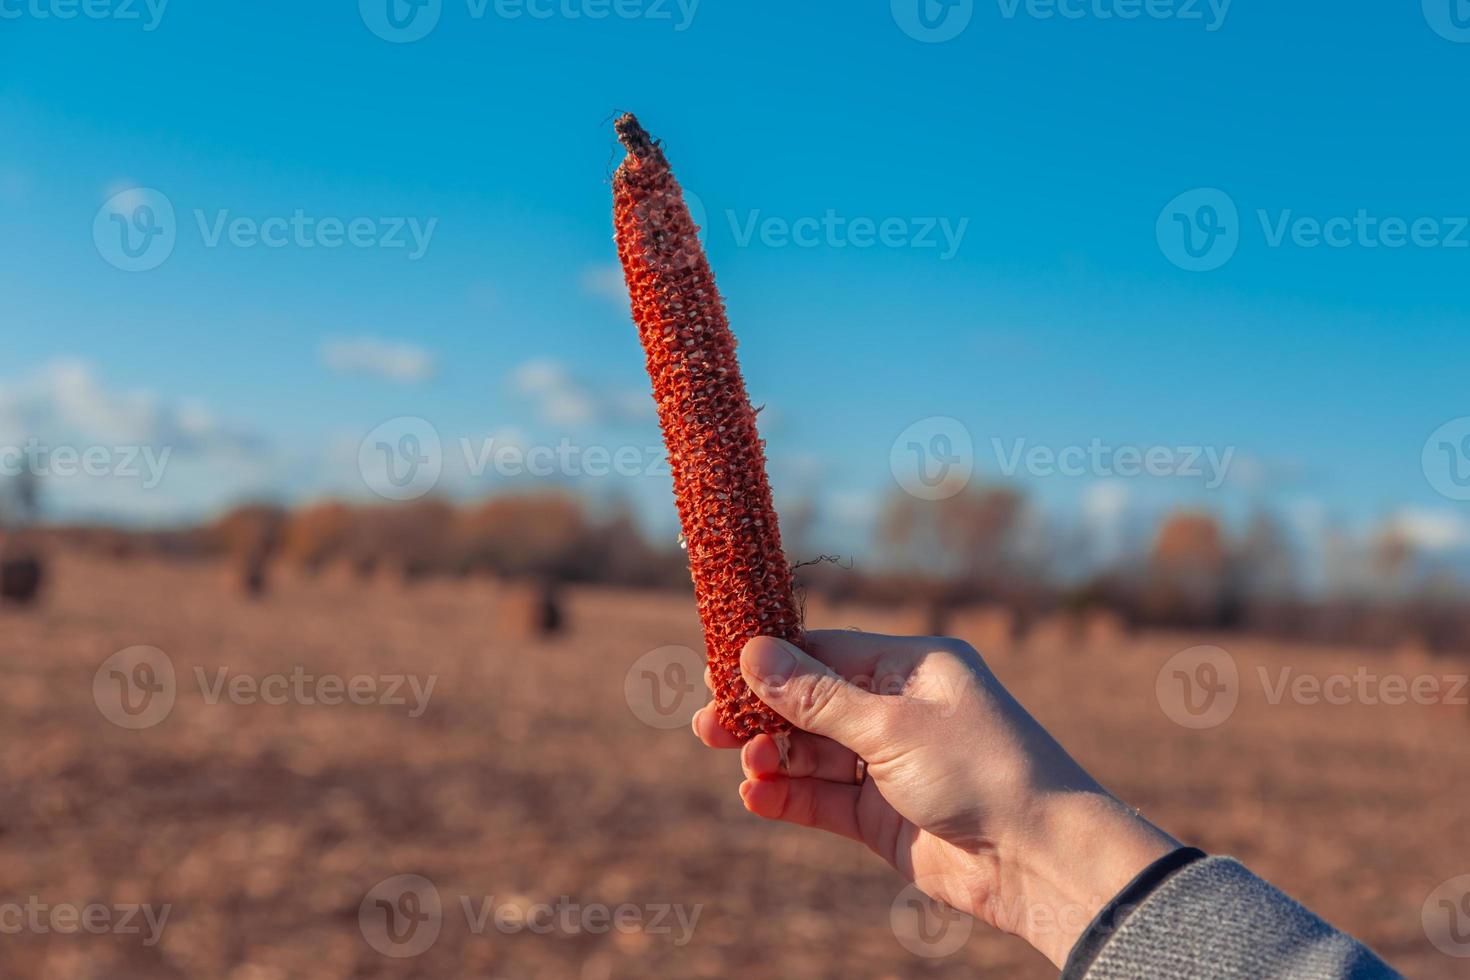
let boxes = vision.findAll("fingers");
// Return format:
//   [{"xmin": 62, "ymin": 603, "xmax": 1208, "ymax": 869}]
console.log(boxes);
[
  {"xmin": 693, "ymin": 707, "xmax": 862, "ymax": 786},
  {"xmin": 739, "ymin": 774, "xmax": 862, "ymax": 842},
  {"xmin": 741, "ymin": 637, "xmax": 886, "ymax": 754},
  {"xmin": 741, "ymin": 731, "xmax": 857, "ymax": 783},
  {"xmin": 690, "ymin": 703, "xmax": 743, "ymax": 749}
]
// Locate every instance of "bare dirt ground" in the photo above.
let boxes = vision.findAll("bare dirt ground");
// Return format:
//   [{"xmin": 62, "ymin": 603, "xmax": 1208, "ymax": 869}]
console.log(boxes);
[{"xmin": 0, "ymin": 552, "xmax": 1466, "ymax": 978}]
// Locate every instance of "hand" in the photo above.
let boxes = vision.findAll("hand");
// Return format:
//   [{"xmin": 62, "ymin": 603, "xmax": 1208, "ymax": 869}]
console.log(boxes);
[{"xmin": 691, "ymin": 631, "xmax": 1180, "ymax": 968}]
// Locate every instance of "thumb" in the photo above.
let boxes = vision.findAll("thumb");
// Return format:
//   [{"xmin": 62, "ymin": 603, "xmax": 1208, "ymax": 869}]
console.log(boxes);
[{"xmin": 741, "ymin": 636, "xmax": 884, "ymax": 752}]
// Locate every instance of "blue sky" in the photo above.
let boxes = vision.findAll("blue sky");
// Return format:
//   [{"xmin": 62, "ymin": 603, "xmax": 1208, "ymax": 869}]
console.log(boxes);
[{"xmin": 2, "ymin": 1, "xmax": 1469, "ymax": 563}]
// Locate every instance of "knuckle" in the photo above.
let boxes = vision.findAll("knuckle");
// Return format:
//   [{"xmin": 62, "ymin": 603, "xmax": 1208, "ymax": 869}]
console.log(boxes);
[
  {"xmin": 934, "ymin": 634, "xmax": 976, "ymax": 657},
  {"xmin": 935, "ymin": 635, "xmax": 985, "ymax": 668},
  {"xmin": 797, "ymin": 671, "xmax": 848, "ymax": 729},
  {"xmin": 785, "ymin": 783, "xmax": 819, "ymax": 827}
]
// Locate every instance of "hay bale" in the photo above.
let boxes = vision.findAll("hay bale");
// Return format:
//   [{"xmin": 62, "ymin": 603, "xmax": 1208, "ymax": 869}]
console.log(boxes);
[
  {"xmin": 499, "ymin": 580, "xmax": 565, "ymax": 638},
  {"xmin": 1025, "ymin": 612, "xmax": 1080, "ymax": 654},
  {"xmin": 0, "ymin": 554, "xmax": 43, "ymax": 604},
  {"xmin": 1080, "ymin": 608, "xmax": 1128, "ymax": 651},
  {"xmin": 882, "ymin": 603, "xmax": 941, "ymax": 637},
  {"xmin": 228, "ymin": 552, "xmax": 268, "ymax": 599},
  {"xmin": 949, "ymin": 604, "xmax": 1017, "ymax": 655}
]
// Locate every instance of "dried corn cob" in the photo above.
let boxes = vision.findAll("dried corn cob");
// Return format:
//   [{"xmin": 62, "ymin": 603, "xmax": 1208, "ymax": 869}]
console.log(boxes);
[{"xmin": 612, "ymin": 113, "xmax": 803, "ymax": 740}]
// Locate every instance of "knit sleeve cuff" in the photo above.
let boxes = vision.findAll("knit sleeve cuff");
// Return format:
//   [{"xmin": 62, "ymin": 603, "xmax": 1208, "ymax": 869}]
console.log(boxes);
[{"xmin": 1059, "ymin": 845, "xmax": 1207, "ymax": 979}]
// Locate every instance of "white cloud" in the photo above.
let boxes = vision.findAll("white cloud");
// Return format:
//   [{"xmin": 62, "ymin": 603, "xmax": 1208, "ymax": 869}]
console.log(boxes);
[
  {"xmin": 1220, "ymin": 453, "xmax": 1307, "ymax": 492},
  {"xmin": 320, "ymin": 337, "xmax": 435, "ymax": 384},
  {"xmin": 511, "ymin": 358, "xmax": 650, "ymax": 428},
  {"xmin": 1082, "ymin": 480, "xmax": 1129, "ymax": 523},
  {"xmin": 828, "ymin": 489, "xmax": 879, "ymax": 526},
  {"xmin": 1384, "ymin": 508, "xmax": 1470, "ymax": 553},
  {"xmin": 1081, "ymin": 480, "xmax": 1130, "ymax": 563},
  {"xmin": 0, "ymin": 361, "xmax": 276, "ymax": 523},
  {"xmin": 580, "ymin": 263, "xmax": 629, "ymax": 304}
]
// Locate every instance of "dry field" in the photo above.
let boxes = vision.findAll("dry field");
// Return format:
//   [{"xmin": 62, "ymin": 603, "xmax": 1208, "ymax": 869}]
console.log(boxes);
[{"xmin": 0, "ymin": 552, "xmax": 1466, "ymax": 978}]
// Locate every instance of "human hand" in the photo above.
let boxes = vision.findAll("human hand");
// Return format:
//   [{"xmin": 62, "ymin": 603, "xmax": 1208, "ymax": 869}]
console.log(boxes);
[{"xmin": 691, "ymin": 630, "xmax": 1179, "ymax": 968}]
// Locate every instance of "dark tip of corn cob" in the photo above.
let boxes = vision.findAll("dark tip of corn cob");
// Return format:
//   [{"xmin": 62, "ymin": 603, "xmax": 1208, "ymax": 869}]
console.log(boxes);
[{"xmin": 613, "ymin": 112, "xmax": 657, "ymax": 158}]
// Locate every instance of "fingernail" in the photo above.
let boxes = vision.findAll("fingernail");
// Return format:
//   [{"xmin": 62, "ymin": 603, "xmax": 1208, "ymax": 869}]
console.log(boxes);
[{"xmin": 743, "ymin": 637, "xmax": 798, "ymax": 687}]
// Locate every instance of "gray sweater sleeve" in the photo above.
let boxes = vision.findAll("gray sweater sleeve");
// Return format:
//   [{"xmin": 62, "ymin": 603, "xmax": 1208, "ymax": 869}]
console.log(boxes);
[{"xmin": 1062, "ymin": 853, "xmax": 1401, "ymax": 979}]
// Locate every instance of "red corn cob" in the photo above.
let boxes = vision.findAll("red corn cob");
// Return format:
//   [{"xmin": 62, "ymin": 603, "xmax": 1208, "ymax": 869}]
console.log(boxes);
[{"xmin": 612, "ymin": 113, "xmax": 803, "ymax": 740}]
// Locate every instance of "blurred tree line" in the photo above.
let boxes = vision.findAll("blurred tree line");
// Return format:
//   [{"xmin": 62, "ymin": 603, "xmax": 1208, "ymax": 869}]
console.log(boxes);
[{"xmin": 37, "ymin": 484, "xmax": 1470, "ymax": 652}]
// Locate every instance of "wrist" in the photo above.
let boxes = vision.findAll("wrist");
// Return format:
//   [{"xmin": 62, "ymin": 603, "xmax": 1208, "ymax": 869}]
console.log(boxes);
[{"xmin": 985, "ymin": 791, "xmax": 1179, "ymax": 968}]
